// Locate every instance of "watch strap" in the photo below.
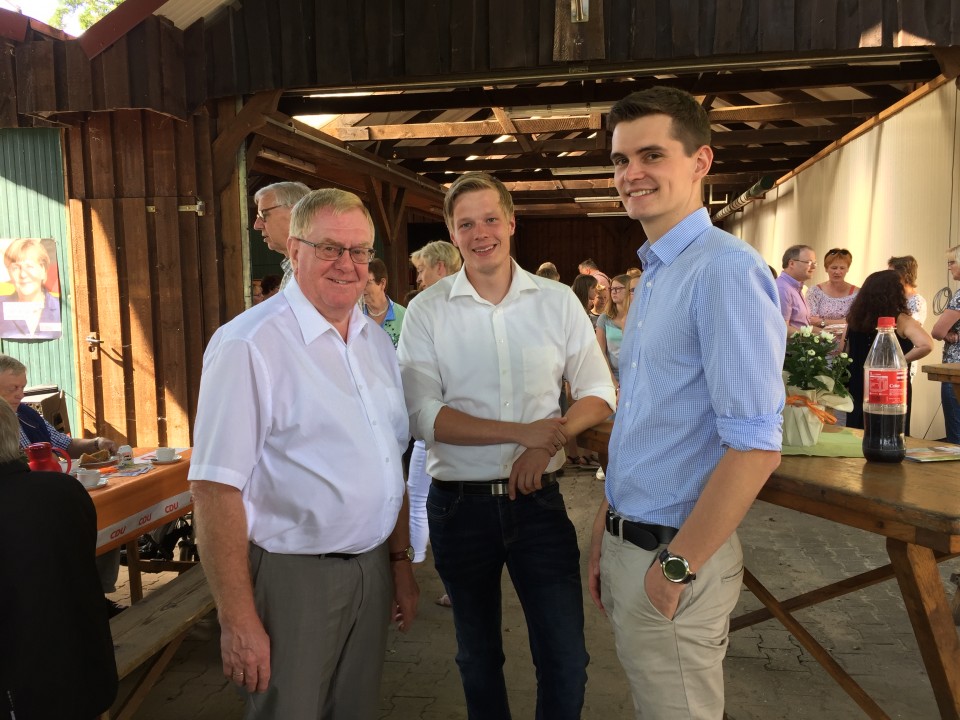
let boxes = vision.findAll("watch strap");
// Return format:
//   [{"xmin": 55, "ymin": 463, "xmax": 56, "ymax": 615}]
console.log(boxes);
[{"xmin": 389, "ymin": 546, "xmax": 414, "ymax": 562}]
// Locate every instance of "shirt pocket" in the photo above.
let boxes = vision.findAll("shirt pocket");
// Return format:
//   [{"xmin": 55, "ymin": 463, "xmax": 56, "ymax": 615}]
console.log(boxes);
[{"xmin": 522, "ymin": 345, "xmax": 562, "ymax": 399}]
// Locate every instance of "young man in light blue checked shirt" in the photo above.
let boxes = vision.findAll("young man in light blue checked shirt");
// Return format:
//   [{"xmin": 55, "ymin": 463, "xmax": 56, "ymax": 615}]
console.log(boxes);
[{"xmin": 587, "ymin": 86, "xmax": 786, "ymax": 720}]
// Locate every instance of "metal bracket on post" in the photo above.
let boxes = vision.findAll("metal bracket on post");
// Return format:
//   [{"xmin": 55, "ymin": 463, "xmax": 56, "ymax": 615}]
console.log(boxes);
[
  {"xmin": 571, "ymin": 0, "xmax": 588, "ymax": 22},
  {"xmin": 177, "ymin": 198, "xmax": 206, "ymax": 216}
]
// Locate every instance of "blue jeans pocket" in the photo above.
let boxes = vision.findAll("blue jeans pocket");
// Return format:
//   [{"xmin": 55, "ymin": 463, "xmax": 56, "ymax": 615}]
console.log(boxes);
[{"xmin": 426, "ymin": 487, "xmax": 461, "ymax": 524}]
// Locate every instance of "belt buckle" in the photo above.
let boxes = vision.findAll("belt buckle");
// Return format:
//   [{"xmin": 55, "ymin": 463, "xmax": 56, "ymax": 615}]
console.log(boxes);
[
  {"xmin": 490, "ymin": 482, "xmax": 509, "ymax": 496},
  {"xmin": 605, "ymin": 511, "xmax": 621, "ymax": 536}
]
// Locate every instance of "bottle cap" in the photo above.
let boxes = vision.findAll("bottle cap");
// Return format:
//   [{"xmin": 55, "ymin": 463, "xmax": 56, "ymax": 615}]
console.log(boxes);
[{"xmin": 877, "ymin": 316, "xmax": 895, "ymax": 328}]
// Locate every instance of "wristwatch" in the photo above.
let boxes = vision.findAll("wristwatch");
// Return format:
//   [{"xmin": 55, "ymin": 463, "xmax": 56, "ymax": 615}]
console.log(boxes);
[
  {"xmin": 658, "ymin": 548, "xmax": 696, "ymax": 584},
  {"xmin": 389, "ymin": 545, "xmax": 414, "ymax": 562}
]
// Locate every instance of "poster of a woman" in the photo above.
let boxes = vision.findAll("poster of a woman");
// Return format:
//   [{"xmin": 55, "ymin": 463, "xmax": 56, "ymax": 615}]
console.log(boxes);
[{"xmin": 0, "ymin": 238, "xmax": 63, "ymax": 340}]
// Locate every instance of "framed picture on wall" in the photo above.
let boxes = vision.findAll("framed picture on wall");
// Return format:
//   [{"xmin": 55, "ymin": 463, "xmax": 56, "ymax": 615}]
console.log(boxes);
[{"xmin": 0, "ymin": 238, "xmax": 63, "ymax": 340}]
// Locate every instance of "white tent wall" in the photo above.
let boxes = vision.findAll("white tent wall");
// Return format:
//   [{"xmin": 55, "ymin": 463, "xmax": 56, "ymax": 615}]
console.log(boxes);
[{"xmin": 725, "ymin": 81, "xmax": 960, "ymax": 440}]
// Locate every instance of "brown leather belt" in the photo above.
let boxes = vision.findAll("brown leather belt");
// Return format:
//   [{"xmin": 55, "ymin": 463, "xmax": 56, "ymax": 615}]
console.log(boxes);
[{"xmin": 432, "ymin": 472, "xmax": 558, "ymax": 497}]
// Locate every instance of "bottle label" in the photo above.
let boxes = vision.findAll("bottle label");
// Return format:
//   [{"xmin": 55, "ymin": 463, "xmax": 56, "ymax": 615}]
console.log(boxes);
[{"xmin": 866, "ymin": 369, "xmax": 907, "ymax": 405}]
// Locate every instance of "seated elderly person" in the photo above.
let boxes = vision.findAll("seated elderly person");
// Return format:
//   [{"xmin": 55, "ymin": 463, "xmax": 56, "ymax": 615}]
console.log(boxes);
[
  {"xmin": 0, "ymin": 353, "xmax": 125, "ymax": 615},
  {"xmin": 0, "ymin": 400, "xmax": 118, "ymax": 719},
  {"xmin": 0, "ymin": 354, "xmax": 116, "ymax": 458}
]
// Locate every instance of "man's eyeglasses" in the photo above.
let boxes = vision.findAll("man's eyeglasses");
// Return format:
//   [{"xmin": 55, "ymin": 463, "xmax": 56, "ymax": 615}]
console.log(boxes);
[
  {"xmin": 256, "ymin": 204, "xmax": 284, "ymax": 222},
  {"xmin": 294, "ymin": 238, "xmax": 375, "ymax": 264},
  {"xmin": 793, "ymin": 259, "xmax": 817, "ymax": 268}
]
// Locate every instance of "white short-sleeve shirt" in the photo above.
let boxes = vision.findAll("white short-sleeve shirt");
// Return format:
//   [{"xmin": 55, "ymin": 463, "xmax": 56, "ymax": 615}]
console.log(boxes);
[{"xmin": 188, "ymin": 280, "xmax": 409, "ymax": 555}]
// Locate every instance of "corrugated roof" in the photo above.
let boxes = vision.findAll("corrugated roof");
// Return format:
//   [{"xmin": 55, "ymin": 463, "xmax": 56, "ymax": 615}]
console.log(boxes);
[{"xmin": 154, "ymin": 0, "xmax": 231, "ymax": 30}]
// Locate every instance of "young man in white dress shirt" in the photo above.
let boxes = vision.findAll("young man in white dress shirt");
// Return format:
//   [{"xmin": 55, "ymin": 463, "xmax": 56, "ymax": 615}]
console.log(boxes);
[
  {"xmin": 398, "ymin": 172, "xmax": 615, "ymax": 719},
  {"xmin": 190, "ymin": 189, "xmax": 419, "ymax": 720}
]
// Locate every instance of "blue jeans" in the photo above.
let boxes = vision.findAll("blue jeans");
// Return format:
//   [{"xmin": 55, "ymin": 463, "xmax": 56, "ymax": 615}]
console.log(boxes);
[
  {"xmin": 943, "ymin": 383, "xmax": 960, "ymax": 444},
  {"xmin": 427, "ymin": 482, "xmax": 588, "ymax": 720}
]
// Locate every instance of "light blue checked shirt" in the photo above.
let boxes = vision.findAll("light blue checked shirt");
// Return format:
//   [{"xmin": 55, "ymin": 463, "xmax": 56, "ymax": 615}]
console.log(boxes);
[{"xmin": 606, "ymin": 208, "xmax": 785, "ymax": 528}]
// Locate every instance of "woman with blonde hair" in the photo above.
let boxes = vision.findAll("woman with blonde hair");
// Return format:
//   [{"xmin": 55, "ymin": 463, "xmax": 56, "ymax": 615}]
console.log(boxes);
[
  {"xmin": 0, "ymin": 239, "xmax": 61, "ymax": 339},
  {"xmin": 806, "ymin": 248, "xmax": 858, "ymax": 329},
  {"xmin": 595, "ymin": 274, "xmax": 633, "ymax": 390}
]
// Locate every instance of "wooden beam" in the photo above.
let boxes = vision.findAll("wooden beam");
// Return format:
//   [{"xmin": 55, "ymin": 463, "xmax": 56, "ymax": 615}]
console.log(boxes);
[
  {"xmin": 708, "ymin": 99, "xmax": 887, "ymax": 123},
  {"xmin": 336, "ymin": 115, "xmax": 604, "ymax": 141},
  {"xmin": 388, "ymin": 138, "xmax": 599, "ymax": 159},
  {"xmin": 279, "ymin": 60, "xmax": 940, "ymax": 115},
  {"xmin": 78, "ymin": 0, "xmax": 168, "ymax": 59},
  {"xmin": 211, "ymin": 90, "xmax": 282, "ymax": 195},
  {"xmin": 492, "ymin": 106, "xmax": 534, "ymax": 153},
  {"xmin": 776, "ymin": 75, "xmax": 951, "ymax": 186}
]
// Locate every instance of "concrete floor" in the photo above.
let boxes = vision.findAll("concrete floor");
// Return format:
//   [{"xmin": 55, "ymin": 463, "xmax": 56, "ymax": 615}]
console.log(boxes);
[{"xmin": 110, "ymin": 466, "xmax": 960, "ymax": 719}]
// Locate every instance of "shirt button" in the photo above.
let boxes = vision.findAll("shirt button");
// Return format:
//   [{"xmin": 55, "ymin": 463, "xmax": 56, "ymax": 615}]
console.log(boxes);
[
  {"xmin": 646, "ymin": 281, "xmax": 652, "ymax": 287},
  {"xmin": 632, "ymin": 362, "xmax": 637, "ymax": 368},
  {"xmin": 504, "ymin": 402, "xmax": 510, "ymax": 407}
]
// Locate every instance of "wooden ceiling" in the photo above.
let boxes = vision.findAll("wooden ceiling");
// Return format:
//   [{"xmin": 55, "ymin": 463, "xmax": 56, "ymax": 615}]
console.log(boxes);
[{"xmin": 269, "ymin": 52, "xmax": 947, "ymax": 219}]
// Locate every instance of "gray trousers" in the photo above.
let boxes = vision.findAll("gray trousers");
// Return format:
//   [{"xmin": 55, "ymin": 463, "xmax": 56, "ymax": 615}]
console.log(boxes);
[{"xmin": 244, "ymin": 543, "xmax": 392, "ymax": 720}]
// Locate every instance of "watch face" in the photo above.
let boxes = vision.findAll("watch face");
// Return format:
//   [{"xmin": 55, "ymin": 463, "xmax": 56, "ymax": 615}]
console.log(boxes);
[{"xmin": 662, "ymin": 557, "xmax": 688, "ymax": 582}]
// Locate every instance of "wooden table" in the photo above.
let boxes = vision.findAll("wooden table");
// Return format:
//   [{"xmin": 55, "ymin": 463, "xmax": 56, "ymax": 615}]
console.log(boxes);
[
  {"xmin": 579, "ymin": 422, "xmax": 960, "ymax": 719},
  {"xmin": 87, "ymin": 448, "xmax": 193, "ymax": 602},
  {"xmin": 922, "ymin": 363, "xmax": 960, "ymax": 402}
]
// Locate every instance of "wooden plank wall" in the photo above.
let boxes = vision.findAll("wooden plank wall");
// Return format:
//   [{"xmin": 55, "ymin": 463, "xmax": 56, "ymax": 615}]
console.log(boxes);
[
  {"xmin": 515, "ymin": 217, "xmax": 646, "ymax": 285},
  {"xmin": 64, "ymin": 109, "xmax": 220, "ymax": 447},
  {"xmin": 12, "ymin": 16, "xmax": 186, "ymax": 120},
  {"xmin": 200, "ymin": 0, "xmax": 960, "ymax": 96}
]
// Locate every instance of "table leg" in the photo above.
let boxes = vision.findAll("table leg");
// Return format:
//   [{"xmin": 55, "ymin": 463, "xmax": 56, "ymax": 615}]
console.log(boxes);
[
  {"xmin": 125, "ymin": 539, "xmax": 143, "ymax": 604},
  {"xmin": 742, "ymin": 568, "xmax": 891, "ymax": 719},
  {"xmin": 887, "ymin": 539, "xmax": 960, "ymax": 720}
]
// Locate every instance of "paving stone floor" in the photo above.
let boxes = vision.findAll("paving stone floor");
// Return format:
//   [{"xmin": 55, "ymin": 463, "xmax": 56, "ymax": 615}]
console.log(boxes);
[{"xmin": 112, "ymin": 466, "xmax": 960, "ymax": 720}]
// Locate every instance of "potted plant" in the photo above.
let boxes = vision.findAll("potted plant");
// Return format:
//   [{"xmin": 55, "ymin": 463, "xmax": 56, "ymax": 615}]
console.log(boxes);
[{"xmin": 782, "ymin": 327, "xmax": 854, "ymax": 446}]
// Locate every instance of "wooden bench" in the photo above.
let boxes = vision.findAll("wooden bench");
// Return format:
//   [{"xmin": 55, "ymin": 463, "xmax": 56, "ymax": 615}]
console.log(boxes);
[{"xmin": 103, "ymin": 564, "xmax": 216, "ymax": 720}]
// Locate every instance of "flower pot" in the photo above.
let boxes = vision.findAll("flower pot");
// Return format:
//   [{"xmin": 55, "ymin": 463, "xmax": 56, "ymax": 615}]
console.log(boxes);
[{"xmin": 782, "ymin": 401, "xmax": 825, "ymax": 446}]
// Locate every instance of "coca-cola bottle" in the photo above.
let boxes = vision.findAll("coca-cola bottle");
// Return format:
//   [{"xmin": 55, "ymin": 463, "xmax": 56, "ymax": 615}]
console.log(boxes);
[{"xmin": 862, "ymin": 316, "xmax": 907, "ymax": 463}]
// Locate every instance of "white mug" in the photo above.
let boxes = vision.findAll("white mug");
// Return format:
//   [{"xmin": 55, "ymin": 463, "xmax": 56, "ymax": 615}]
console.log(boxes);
[
  {"xmin": 155, "ymin": 447, "xmax": 177, "ymax": 462},
  {"xmin": 78, "ymin": 469, "xmax": 101, "ymax": 489}
]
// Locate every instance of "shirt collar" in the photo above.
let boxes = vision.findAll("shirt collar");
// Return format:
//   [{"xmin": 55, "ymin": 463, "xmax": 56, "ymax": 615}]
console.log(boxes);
[
  {"xmin": 637, "ymin": 207, "xmax": 712, "ymax": 268},
  {"xmin": 779, "ymin": 272, "xmax": 803, "ymax": 290},
  {"xmin": 448, "ymin": 259, "xmax": 537, "ymax": 304},
  {"xmin": 283, "ymin": 278, "xmax": 367, "ymax": 345}
]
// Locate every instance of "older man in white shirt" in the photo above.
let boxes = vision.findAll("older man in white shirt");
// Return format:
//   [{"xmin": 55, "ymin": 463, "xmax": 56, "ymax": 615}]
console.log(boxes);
[
  {"xmin": 190, "ymin": 189, "xmax": 418, "ymax": 720},
  {"xmin": 398, "ymin": 172, "xmax": 615, "ymax": 720}
]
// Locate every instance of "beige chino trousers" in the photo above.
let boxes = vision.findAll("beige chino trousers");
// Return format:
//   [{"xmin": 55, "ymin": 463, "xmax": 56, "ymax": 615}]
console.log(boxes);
[{"xmin": 600, "ymin": 531, "xmax": 744, "ymax": 720}]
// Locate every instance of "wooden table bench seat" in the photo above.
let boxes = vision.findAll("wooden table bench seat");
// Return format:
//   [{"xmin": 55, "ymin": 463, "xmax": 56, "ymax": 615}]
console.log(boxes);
[{"xmin": 103, "ymin": 564, "xmax": 215, "ymax": 720}]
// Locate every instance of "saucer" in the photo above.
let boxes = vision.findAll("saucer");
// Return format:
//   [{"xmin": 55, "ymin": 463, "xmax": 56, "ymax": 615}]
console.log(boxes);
[{"xmin": 151, "ymin": 455, "xmax": 183, "ymax": 465}]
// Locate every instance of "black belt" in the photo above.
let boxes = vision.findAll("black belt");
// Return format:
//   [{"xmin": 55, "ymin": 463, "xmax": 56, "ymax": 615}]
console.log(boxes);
[
  {"xmin": 432, "ymin": 472, "xmax": 558, "ymax": 497},
  {"xmin": 318, "ymin": 553, "xmax": 359, "ymax": 560},
  {"xmin": 605, "ymin": 511, "xmax": 678, "ymax": 551}
]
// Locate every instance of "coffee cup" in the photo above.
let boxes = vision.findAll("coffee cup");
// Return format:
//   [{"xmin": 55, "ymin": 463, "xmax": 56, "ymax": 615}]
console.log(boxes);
[
  {"xmin": 78, "ymin": 469, "xmax": 101, "ymax": 489},
  {"xmin": 155, "ymin": 447, "xmax": 177, "ymax": 462}
]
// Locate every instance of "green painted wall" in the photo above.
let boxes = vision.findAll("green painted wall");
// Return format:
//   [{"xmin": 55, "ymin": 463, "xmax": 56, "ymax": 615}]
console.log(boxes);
[{"xmin": 0, "ymin": 128, "xmax": 77, "ymax": 427}]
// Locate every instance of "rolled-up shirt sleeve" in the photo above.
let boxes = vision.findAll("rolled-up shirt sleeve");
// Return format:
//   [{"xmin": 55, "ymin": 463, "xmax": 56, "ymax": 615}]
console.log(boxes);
[
  {"xmin": 563, "ymin": 293, "xmax": 617, "ymax": 411},
  {"xmin": 700, "ymin": 252, "xmax": 785, "ymax": 452}
]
